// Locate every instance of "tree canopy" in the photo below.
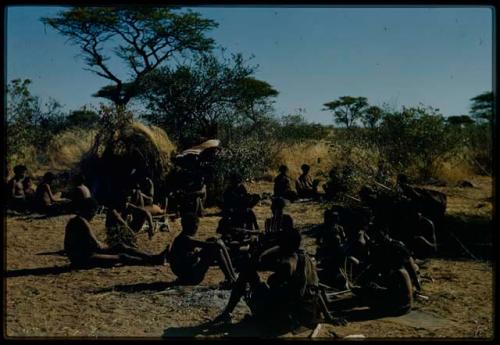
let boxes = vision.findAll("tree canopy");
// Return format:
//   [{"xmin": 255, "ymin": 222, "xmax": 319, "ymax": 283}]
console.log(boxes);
[
  {"xmin": 138, "ymin": 53, "xmax": 278, "ymax": 147},
  {"xmin": 469, "ymin": 91, "xmax": 494, "ymax": 123},
  {"xmin": 323, "ymin": 96, "xmax": 368, "ymax": 128},
  {"xmin": 41, "ymin": 6, "xmax": 218, "ymax": 105}
]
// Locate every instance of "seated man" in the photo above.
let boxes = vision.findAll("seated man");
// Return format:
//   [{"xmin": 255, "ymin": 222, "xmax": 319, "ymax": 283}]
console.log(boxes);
[
  {"xmin": 64, "ymin": 198, "xmax": 168, "ymax": 269},
  {"xmin": 214, "ymin": 229, "xmax": 322, "ymax": 331},
  {"xmin": 351, "ymin": 233, "xmax": 421, "ymax": 316},
  {"xmin": 64, "ymin": 173, "xmax": 92, "ymax": 213},
  {"xmin": 7, "ymin": 165, "xmax": 28, "ymax": 212},
  {"xmin": 323, "ymin": 167, "xmax": 344, "ymax": 201},
  {"xmin": 273, "ymin": 165, "xmax": 297, "ymax": 202},
  {"xmin": 295, "ymin": 164, "xmax": 321, "ymax": 200},
  {"xmin": 265, "ymin": 197, "xmax": 294, "ymax": 234},
  {"xmin": 222, "ymin": 173, "xmax": 248, "ymax": 216},
  {"xmin": 169, "ymin": 213, "xmax": 238, "ymax": 286},
  {"xmin": 316, "ymin": 210, "xmax": 350, "ymax": 290},
  {"xmin": 22, "ymin": 176, "xmax": 36, "ymax": 211},
  {"xmin": 35, "ymin": 172, "xmax": 71, "ymax": 215}
]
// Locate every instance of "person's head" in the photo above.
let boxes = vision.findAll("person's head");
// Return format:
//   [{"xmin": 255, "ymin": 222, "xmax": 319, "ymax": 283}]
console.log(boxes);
[
  {"xmin": 271, "ymin": 197, "xmax": 286, "ymax": 214},
  {"xmin": 278, "ymin": 229, "xmax": 302, "ymax": 254},
  {"xmin": 301, "ymin": 164, "xmax": 310, "ymax": 174},
  {"xmin": 13, "ymin": 165, "xmax": 27, "ymax": 178},
  {"xmin": 78, "ymin": 197, "xmax": 99, "ymax": 221},
  {"xmin": 181, "ymin": 213, "xmax": 200, "ymax": 236},
  {"xmin": 42, "ymin": 172, "xmax": 56, "ymax": 184},
  {"xmin": 278, "ymin": 165, "xmax": 288, "ymax": 174}
]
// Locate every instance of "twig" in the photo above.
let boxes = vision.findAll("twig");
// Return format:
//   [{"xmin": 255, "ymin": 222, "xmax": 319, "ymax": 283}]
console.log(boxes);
[
  {"xmin": 310, "ymin": 323, "xmax": 322, "ymax": 338},
  {"xmin": 447, "ymin": 231, "xmax": 479, "ymax": 260}
]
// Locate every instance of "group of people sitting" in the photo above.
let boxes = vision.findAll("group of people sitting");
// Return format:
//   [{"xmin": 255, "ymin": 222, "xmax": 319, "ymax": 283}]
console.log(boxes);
[
  {"xmin": 6, "ymin": 160, "xmax": 439, "ymax": 332},
  {"xmin": 6, "ymin": 165, "xmax": 91, "ymax": 216}
]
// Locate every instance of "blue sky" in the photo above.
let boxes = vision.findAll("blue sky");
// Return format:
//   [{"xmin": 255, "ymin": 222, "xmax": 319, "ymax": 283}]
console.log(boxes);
[{"xmin": 6, "ymin": 6, "xmax": 494, "ymax": 124}]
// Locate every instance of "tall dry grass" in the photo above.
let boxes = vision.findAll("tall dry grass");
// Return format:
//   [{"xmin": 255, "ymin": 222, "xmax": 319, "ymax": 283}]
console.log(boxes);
[
  {"xmin": 45, "ymin": 128, "xmax": 97, "ymax": 172},
  {"xmin": 266, "ymin": 140, "xmax": 476, "ymax": 187}
]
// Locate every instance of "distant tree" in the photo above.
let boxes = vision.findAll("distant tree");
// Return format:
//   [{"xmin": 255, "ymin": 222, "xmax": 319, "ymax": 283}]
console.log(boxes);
[
  {"xmin": 139, "ymin": 53, "xmax": 278, "ymax": 147},
  {"xmin": 323, "ymin": 96, "xmax": 368, "ymax": 128},
  {"xmin": 446, "ymin": 115, "xmax": 474, "ymax": 127},
  {"xmin": 378, "ymin": 105, "xmax": 456, "ymax": 179},
  {"xmin": 361, "ymin": 105, "xmax": 383, "ymax": 129},
  {"xmin": 470, "ymin": 91, "xmax": 494, "ymax": 123},
  {"xmin": 6, "ymin": 79, "xmax": 65, "ymax": 165},
  {"xmin": 66, "ymin": 107, "xmax": 100, "ymax": 128},
  {"xmin": 42, "ymin": 7, "xmax": 218, "ymax": 106}
]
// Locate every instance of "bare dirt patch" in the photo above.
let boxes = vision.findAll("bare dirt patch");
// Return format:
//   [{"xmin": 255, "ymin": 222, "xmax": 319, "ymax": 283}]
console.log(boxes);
[{"xmin": 4, "ymin": 178, "xmax": 493, "ymax": 339}]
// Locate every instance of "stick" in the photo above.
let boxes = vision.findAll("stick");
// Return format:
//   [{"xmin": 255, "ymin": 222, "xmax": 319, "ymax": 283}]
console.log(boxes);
[
  {"xmin": 372, "ymin": 180, "xmax": 392, "ymax": 191},
  {"xmin": 310, "ymin": 323, "xmax": 322, "ymax": 338},
  {"xmin": 345, "ymin": 194, "xmax": 361, "ymax": 203},
  {"xmin": 447, "ymin": 231, "xmax": 479, "ymax": 260}
]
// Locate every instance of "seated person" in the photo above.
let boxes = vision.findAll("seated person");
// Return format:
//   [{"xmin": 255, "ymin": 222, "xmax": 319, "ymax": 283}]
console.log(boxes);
[
  {"xmin": 351, "ymin": 233, "xmax": 421, "ymax": 316},
  {"xmin": 273, "ymin": 165, "xmax": 297, "ymax": 202},
  {"xmin": 214, "ymin": 229, "xmax": 322, "ymax": 331},
  {"xmin": 132, "ymin": 174, "xmax": 167, "ymax": 216},
  {"xmin": 64, "ymin": 198, "xmax": 168, "ymax": 269},
  {"xmin": 168, "ymin": 213, "xmax": 238, "ymax": 286},
  {"xmin": 22, "ymin": 176, "xmax": 36, "ymax": 211},
  {"xmin": 265, "ymin": 197, "xmax": 294, "ymax": 234},
  {"xmin": 316, "ymin": 210, "xmax": 350, "ymax": 290},
  {"xmin": 174, "ymin": 168, "xmax": 207, "ymax": 217},
  {"xmin": 105, "ymin": 196, "xmax": 156, "ymax": 245},
  {"xmin": 7, "ymin": 165, "xmax": 28, "ymax": 212},
  {"xmin": 295, "ymin": 164, "xmax": 321, "ymax": 199},
  {"xmin": 323, "ymin": 167, "xmax": 344, "ymax": 200},
  {"xmin": 390, "ymin": 211, "xmax": 437, "ymax": 259},
  {"xmin": 222, "ymin": 173, "xmax": 248, "ymax": 215},
  {"xmin": 35, "ymin": 172, "xmax": 71, "ymax": 215},
  {"xmin": 64, "ymin": 173, "xmax": 92, "ymax": 213}
]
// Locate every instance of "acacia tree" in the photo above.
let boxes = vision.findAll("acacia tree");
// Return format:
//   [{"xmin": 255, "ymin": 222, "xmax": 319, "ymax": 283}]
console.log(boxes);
[
  {"xmin": 323, "ymin": 96, "xmax": 368, "ymax": 128},
  {"xmin": 138, "ymin": 53, "xmax": 278, "ymax": 147},
  {"xmin": 470, "ymin": 91, "xmax": 494, "ymax": 123},
  {"xmin": 42, "ymin": 7, "xmax": 218, "ymax": 106},
  {"xmin": 361, "ymin": 105, "xmax": 383, "ymax": 129}
]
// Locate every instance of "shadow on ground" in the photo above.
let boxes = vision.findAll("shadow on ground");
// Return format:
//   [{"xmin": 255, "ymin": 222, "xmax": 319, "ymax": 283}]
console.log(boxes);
[
  {"xmin": 5, "ymin": 265, "xmax": 71, "ymax": 277},
  {"xmin": 91, "ymin": 280, "xmax": 187, "ymax": 294},
  {"xmin": 162, "ymin": 317, "xmax": 306, "ymax": 338}
]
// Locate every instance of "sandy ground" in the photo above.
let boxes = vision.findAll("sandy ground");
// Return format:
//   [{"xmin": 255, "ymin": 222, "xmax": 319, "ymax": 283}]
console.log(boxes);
[{"xmin": 4, "ymin": 177, "xmax": 494, "ymax": 339}]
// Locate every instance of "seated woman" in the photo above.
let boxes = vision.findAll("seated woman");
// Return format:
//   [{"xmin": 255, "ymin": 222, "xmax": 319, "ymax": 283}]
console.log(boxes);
[
  {"xmin": 169, "ymin": 213, "xmax": 238, "ymax": 287},
  {"xmin": 105, "ymin": 196, "xmax": 156, "ymax": 245},
  {"xmin": 35, "ymin": 172, "xmax": 71, "ymax": 215},
  {"xmin": 131, "ymin": 174, "xmax": 167, "ymax": 216},
  {"xmin": 295, "ymin": 164, "xmax": 321, "ymax": 200},
  {"xmin": 64, "ymin": 198, "xmax": 168, "ymax": 269},
  {"xmin": 7, "ymin": 165, "xmax": 28, "ymax": 212}
]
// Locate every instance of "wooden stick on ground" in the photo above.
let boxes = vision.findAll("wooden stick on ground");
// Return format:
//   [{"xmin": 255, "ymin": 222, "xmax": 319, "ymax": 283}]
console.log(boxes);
[{"xmin": 310, "ymin": 323, "xmax": 322, "ymax": 338}]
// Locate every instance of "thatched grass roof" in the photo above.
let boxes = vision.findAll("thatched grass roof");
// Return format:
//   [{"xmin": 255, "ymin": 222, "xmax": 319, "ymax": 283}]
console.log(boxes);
[{"xmin": 81, "ymin": 121, "xmax": 176, "ymax": 204}]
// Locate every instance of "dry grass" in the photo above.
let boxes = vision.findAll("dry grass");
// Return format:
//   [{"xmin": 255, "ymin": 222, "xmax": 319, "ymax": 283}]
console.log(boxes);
[
  {"xmin": 46, "ymin": 128, "xmax": 97, "ymax": 172},
  {"xmin": 4, "ymin": 177, "xmax": 493, "ymax": 338}
]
